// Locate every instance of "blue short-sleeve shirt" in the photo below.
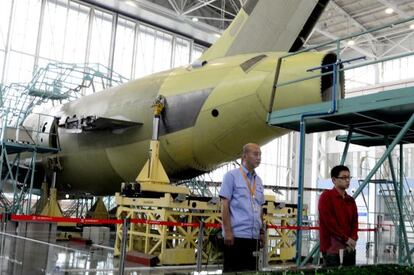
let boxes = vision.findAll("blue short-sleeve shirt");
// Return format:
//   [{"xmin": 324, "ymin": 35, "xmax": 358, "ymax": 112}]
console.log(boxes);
[{"xmin": 219, "ymin": 165, "xmax": 265, "ymax": 239}]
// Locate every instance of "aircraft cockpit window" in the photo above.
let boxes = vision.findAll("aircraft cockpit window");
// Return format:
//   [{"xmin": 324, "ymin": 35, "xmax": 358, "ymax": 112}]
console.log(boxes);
[{"xmin": 240, "ymin": 54, "xmax": 267, "ymax": 72}]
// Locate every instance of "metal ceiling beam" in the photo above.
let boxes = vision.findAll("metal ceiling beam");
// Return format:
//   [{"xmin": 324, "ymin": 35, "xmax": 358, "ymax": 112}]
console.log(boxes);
[
  {"xmin": 329, "ymin": 1, "xmax": 378, "ymax": 42},
  {"xmin": 182, "ymin": 0, "xmax": 217, "ymax": 15},
  {"xmin": 205, "ymin": 2, "xmax": 237, "ymax": 17},
  {"xmin": 380, "ymin": 31, "xmax": 414, "ymax": 57},
  {"xmin": 303, "ymin": 27, "xmax": 317, "ymax": 47},
  {"xmin": 328, "ymin": 1, "xmax": 412, "ymax": 59},
  {"xmin": 229, "ymin": 0, "xmax": 240, "ymax": 13},
  {"xmin": 349, "ymin": 6, "xmax": 385, "ymax": 19},
  {"xmin": 220, "ymin": 0, "xmax": 225, "ymax": 29},
  {"xmin": 321, "ymin": 28, "xmax": 412, "ymax": 56},
  {"xmin": 81, "ymin": 0, "xmax": 222, "ymax": 44},
  {"xmin": 328, "ymin": 1, "xmax": 379, "ymax": 58},
  {"xmin": 181, "ymin": 0, "xmax": 188, "ymax": 12},
  {"xmin": 182, "ymin": 15, "xmax": 232, "ymax": 21},
  {"xmin": 376, "ymin": 0, "xmax": 410, "ymax": 18},
  {"xmin": 375, "ymin": 0, "xmax": 414, "ymax": 55},
  {"xmin": 314, "ymin": 27, "xmax": 376, "ymax": 58},
  {"xmin": 167, "ymin": 0, "xmax": 181, "ymax": 15},
  {"xmin": 377, "ymin": 0, "xmax": 411, "ymax": 56}
]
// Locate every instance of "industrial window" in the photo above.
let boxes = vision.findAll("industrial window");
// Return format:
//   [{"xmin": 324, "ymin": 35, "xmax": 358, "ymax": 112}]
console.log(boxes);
[{"xmin": 113, "ymin": 17, "xmax": 136, "ymax": 79}]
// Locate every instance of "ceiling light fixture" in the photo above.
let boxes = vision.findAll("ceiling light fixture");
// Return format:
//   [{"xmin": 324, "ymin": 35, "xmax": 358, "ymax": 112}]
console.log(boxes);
[
  {"xmin": 192, "ymin": 17, "xmax": 199, "ymax": 22},
  {"xmin": 385, "ymin": 8, "xmax": 394, "ymax": 14},
  {"xmin": 347, "ymin": 40, "xmax": 355, "ymax": 46},
  {"xmin": 410, "ymin": 24, "xmax": 414, "ymax": 30}
]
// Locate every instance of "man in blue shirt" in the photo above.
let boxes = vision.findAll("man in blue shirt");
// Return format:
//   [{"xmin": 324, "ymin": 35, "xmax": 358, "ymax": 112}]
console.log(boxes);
[{"xmin": 219, "ymin": 143, "xmax": 265, "ymax": 272}]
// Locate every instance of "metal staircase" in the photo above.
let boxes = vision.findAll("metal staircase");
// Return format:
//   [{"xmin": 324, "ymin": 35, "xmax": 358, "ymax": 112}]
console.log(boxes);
[
  {"xmin": 373, "ymin": 166, "xmax": 414, "ymax": 269},
  {"xmin": 378, "ymin": 179, "xmax": 414, "ymax": 241}
]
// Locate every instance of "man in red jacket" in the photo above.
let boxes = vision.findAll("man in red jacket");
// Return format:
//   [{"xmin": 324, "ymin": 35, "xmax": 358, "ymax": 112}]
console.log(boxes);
[{"xmin": 318, "ymin": 165, "xmax": 358, "ymax": 266}]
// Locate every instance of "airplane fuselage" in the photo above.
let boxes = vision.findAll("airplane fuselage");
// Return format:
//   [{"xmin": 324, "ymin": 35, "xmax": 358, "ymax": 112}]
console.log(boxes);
[{"xmin": 27, "ymin": 51, "xmax": 336, "ymax": 195}]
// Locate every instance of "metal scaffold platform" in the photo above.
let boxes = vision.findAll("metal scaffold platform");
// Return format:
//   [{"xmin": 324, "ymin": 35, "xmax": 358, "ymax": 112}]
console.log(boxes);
[
  {"xmin": 0, "ymin": 62, "xmax": 128, "ymax": 214},
  {"xmin": 265, "ymin": 15, "xmax": 414, "ymax": 267},
  {"xmin": 0, "ymin": 62, "xmax": 128, "ymax": 128},
  {"xmin": 267, "ymin": 49, "xmax": 414, "ymax": 268},
  {"xmin": 269, "ymin": 86, "xmax": 414, "ymax": 140},
  {"xmin": 0, "ymin": 111, "xmax": 60, "ymax": 214},
  {"xmin": 269, "ymin": 85, "xmax": 414, "ymax": 266}
]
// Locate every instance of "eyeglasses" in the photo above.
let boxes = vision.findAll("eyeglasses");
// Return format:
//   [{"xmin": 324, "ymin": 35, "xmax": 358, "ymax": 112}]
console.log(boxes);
[{"xmin": 336, "ymin": 176, "xmax": 353, "ymax": 181}]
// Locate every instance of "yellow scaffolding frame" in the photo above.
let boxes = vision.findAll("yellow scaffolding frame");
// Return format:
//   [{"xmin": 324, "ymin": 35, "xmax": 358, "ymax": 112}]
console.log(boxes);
[
  {"xmin": 114, "ymin": 192, "xmax": 222, "ymax": 265},
  {"xmin": 264, "ymin": 198, "xmax": 307, "ymax": 263}
]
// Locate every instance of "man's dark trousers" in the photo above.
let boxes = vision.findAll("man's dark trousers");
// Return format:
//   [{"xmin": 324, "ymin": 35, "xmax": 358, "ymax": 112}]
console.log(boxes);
[
  {"xmin": 323, "ymin": 250, "xmax": 356, "ymax": 267},
  {"xmin": 223, "ymin": 237, "xmax": 259, "ymax": 272}
]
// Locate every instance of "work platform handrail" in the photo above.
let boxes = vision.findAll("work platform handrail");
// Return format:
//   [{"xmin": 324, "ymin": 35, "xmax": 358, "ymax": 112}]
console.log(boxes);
[{"xmin": 267, "ymin": 15, "xmax": 414, "ymax": 118}]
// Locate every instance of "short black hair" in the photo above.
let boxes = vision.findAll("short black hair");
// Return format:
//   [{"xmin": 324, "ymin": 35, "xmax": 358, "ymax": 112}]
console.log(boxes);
[{"xmin": 331, "ymin": 165, "xmax": 350, "ymax": 178}]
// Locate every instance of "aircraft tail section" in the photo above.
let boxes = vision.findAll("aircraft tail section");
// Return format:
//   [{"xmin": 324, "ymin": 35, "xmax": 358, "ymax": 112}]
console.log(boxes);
[{"xmin": 200, "ymin": 0, "xmax": 329, "ymax": 61}]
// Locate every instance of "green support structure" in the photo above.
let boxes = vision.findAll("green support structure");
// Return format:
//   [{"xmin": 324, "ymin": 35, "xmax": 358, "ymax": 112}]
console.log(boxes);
[
  {"xmin": 399, "ymin": 144, "xmax": 409, "ymax": 263},
  {"xmin": 267, "ymin": 59, "xmax": 414, "ymax": 268},
  {"xmin": 385, "ymin": 139, "xmax": 411, "ymax": 264},
  {"xmin": 267, "ymin": 16, "xmax": 414, "ymax": 267},
  {"xmin": 340, "ymin": 127, "xmax": 353, "ymax": 166}
]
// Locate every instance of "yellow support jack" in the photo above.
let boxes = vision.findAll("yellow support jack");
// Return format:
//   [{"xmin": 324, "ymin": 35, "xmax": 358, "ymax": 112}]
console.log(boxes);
[
  {"xmin": 135, "ymin": 95, "xmax": 188, "ymax": 195},
  {"xmin": 86, "ymin": 197, "xmax": 109, "ymax": 220},
  {"xmin": 34, "ymin": 182, "xmax": 49, "ymax": 214},
  {"xmin": 40, "ymin": 188, "xmax": 75, "ymax": 227},
  {"xmin": 115, "ymin": 95, "xmax": 221, "ymax": 265}
]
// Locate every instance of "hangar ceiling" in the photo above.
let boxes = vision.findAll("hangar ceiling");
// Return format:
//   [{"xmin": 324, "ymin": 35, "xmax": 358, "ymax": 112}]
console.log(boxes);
[{"xmin": 84, "ymin": 0, "xmax": 414, "ymax": 59}]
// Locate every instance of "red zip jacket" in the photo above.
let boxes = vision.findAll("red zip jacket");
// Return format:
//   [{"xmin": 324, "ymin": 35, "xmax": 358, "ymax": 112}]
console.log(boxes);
[{"xmin": 318, "ymin": 187, "xmax": 358, "ymax": 253}]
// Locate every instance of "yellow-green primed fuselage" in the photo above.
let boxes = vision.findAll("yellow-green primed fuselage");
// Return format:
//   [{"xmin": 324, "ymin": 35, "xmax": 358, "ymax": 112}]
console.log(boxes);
[{"xmin": 29, "ymin": 51, "xmax": 336, "ymax": 195}]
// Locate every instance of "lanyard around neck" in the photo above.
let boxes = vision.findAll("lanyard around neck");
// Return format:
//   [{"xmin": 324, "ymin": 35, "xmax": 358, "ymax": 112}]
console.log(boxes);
[{"xmin": 239, "ymin": 167, "xmax": 256, "ymax": 198}]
